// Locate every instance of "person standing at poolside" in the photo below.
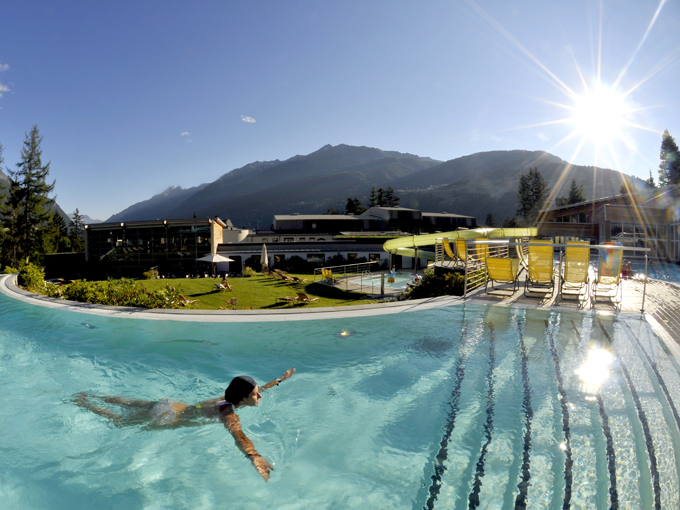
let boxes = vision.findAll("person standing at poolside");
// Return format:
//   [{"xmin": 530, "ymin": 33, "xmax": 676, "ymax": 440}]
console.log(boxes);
[{"xmin": 74, "ymin": 368, "xmax": 295, "ymax": 481}]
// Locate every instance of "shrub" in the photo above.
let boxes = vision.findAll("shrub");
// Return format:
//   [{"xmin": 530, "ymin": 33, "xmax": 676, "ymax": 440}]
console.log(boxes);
[
  {"xmin": 2, "ymin": 265, "xmax": 19, "ymax": 274},
  {"xmin": 242, "ymin": 266, "xmax": 257, "ymax": 277},
  {"xmin": 18, "ymin": 262, "xmax": 46, "ymax": 292},
  {"xmin": 403, "ymin": 269, "xmax": 465, "ymax": 299},
  {"xmin": 143, "ymin": 269, "xmax": 159, "ymax": 279},
  {"xmin": 59, "ymin": 278, "xmax": 184, "ymax": 309}
]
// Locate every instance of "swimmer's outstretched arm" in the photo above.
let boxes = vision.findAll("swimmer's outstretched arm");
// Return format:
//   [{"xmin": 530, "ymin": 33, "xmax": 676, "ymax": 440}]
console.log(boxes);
[
  {"xmin": 260, "ymin": 368, "xmax": 295, "ymax": 392},
  {"xmin": 225, "ymin": 412, "xmax": 274, "ymax": 481}
]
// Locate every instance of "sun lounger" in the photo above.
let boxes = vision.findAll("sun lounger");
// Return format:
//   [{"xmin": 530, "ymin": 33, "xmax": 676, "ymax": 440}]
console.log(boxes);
[
  {"xmin": 560, "ymin": 241, "xmax": 590, "ymax": 302},
  {"xmin": 296, "ymin": 292, "xmax": 319, "ymax": 303},
  {"xmin": 291, "ymin": 276, "xmax": 307, "ymax": 283},
  {"xmin": 591, "ymin": 242, "xmax": 623, "ymax": 304},
  {"xmin": 178, "ymin": 295, "xmax": 199, "ymax": 305},
  {"xmin": 485, "ymin": 257, "xmax": 521, "ymax": 294},
  {"xmin": 524, "ymin": 240, "xmax": 555, "ymax": 296},
  {"xmin": 276, "ymin": 296, "xmax": 298, "ymax": 304}
]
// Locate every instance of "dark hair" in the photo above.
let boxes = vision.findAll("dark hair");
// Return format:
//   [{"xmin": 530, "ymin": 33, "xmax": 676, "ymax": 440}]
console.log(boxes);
[{"xmin": 224, "ymin": 375, "xmax": 257, "ymax": 404}]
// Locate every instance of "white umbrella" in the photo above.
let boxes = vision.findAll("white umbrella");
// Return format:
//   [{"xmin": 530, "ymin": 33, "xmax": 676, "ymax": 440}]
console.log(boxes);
[
  {"xmin": 196, "ymin": 253, "xmax": 234, "ymax": 277},
  {"xmin": 196, "ymin": 253, "xmax": 234, "ymax": 263},
  {"xmin": 260, "ymin": 244, "xmax": 269, "ymax": 272}
]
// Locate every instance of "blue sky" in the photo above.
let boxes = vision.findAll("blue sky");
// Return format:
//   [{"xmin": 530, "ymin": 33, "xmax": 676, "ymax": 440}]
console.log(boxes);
[{"xmin": 1, "ymin": 0, "xmax": 678, "ymax": 221}]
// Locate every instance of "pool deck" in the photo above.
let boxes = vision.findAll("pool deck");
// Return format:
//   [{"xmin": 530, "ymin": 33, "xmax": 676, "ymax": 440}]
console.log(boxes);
[{"xmin": 2, "ymin": 272, "xmax": 680, "ymax": 361}]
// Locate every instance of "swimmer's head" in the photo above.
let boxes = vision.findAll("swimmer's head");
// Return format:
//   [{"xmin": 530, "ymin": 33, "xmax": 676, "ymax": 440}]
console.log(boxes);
[{"xmin": 225, "ymin": 376, "xmax": 261, "ymax": 407}]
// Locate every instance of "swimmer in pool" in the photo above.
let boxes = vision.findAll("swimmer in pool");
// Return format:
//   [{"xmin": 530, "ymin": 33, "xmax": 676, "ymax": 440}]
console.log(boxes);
[{"xmin": 73, "ymin": 368, "xmax": 295, "ymax": 481}]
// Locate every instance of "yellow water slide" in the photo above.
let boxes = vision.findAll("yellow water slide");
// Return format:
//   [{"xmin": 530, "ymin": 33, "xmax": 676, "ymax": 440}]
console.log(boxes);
[{"xmin": 382, "ymin": 227, "xmax": 538, "ymax": 259}]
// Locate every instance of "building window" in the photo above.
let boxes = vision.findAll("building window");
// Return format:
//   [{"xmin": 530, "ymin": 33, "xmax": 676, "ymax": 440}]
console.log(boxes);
[
  {"xmin": 369, "ymin": 253, "xmax": 380, "ymax": 262},
  {"xmin": 284, "ymin": 238, "xmax": 294, "ymax": 242},
  {"xmin": 299, "ymin": 238, "xmax": 305, "ymax": 242},
  {"xmin": 317, "ymin": 238, "xmax": 325, "ymax": 241},
  {"xmin": 309, "ymin": 238, "xmax": 315, "ymax": 242},
  {"xmin": 262, "ymin": 238, "xmax": 268, "ymax": 243},
  {"xmin": 272, "ymin": 238, "xmax": 278, "ymax": 242},
  {"xmin": 312, "ymin": 223, "xmax": 317, "ymax": 229},
  {"xmin": 347, "ymin": 253, "xmax": 358, "ymax": 262}
]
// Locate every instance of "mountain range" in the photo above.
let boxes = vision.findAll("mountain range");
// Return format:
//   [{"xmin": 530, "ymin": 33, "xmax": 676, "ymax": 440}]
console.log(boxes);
[{"xmin": 102, "ymin": 144, "xmax": 644, "ymax": 227}]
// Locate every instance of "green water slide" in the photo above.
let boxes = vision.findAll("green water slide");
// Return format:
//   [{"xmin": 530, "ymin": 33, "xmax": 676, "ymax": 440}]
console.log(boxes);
[{"xmin": 382, "ymin": 227, "xmax": 538, "ymax": 259}]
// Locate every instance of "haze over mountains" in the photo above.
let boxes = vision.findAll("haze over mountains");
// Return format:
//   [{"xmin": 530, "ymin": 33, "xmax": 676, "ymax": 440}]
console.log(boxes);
[{"xmin": 107, "ymin": 144, "xmax": 644, "ymax": 228}]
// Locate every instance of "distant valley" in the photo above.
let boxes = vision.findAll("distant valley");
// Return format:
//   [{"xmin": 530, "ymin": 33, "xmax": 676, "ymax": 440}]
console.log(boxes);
[{"xmin": 106, "ymin": 144, "xmax": 645, "ymax": 227}]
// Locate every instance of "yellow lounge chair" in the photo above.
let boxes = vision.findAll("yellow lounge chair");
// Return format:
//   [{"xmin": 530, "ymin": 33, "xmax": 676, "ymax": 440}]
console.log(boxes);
[
  {"xmin": 442, "ymin": 238, "xmax": 457, "ymax": 267},
  {"xmin": 560, "ymin": 241, "xmax": 590, "ymax": 302},
  {"xmin": 455, "ymin": 239, "xmax": 475, "ymax": 266},
  {"xmin": 485, "ymin": 257, "xmax": 521, "ymax": 294},
  {"xmin": 474, "ymin": 238, "xmax": 489, "ymax": 265},
  {"xmin": 524, "ymin": 240, "xmax": 555, "ymax": 296},
  {"xmin": 591, "ymin": 242, "xmax": 623, "ymax": 304}
]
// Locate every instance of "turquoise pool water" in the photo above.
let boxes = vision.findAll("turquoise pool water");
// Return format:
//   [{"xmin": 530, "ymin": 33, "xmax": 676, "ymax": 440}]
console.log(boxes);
[{"xmin": 1, "ymin": 285, "xmax": 679, "ymax": 509}]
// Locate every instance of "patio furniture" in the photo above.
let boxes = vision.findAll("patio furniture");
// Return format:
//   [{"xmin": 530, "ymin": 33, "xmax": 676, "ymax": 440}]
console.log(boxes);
[
  {"xmin": 485, "ymin": 257, "xmax": 521, "ymax": 294},
  {"xmin": 296, "ymin": 292, "xmax": 319, "ymax": 303},
  {"xmin": 560, "ymin": 241, "xmax": 590, "ymax": 303},
  {"xmin": 524, "ymin": 240, "xmax": 555, "ymax": 296},
  {"xmin": 591, "ymin": 242, "xmax": 623, "ymax": 304}
]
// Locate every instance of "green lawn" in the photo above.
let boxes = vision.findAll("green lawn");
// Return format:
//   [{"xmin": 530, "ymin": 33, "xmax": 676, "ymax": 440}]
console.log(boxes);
[{"xmin": 139, "ymin": 273, "xmax": 377, "ymax": 310}]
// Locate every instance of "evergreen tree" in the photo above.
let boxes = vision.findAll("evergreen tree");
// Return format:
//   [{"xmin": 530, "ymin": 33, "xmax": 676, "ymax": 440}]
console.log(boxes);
[
  {"xmin": 501, "ymin": 215, "xmax": 519, "ymax": 228},
  {"xmin": 376, "ymin": 188, "xmax": 385, "ymax": 207},
  {"xmin": 51, "ymin": 212, "xmax": 71, "ymax": 252},
  {"xmin": 369, "ymin": 187, "xmax": 379, "ymax": 207},
  {"xmin": 345, "ymin": 197, "xmax": 366, "ymax": 215},
  {"xmin": 658, "ymin": 130, "xmax": 680, "ymax": 186},
  {"xmin": 0, "ymin": 174, "xmax": 22, "ymax": 268},
  {"xmin": 383, "ymin": 187, "xmax": 400, "ymax": 207},
  {"xmin": 69, "ymin": 208, "xmax": 85, "ymax": 252},
  {"xmin": 516, "ymin": 167, "xmax": 550, "ymax": 223},
  {"xmin": 7, "ymin": 125, "xmax": 56, "ymax": 263},
  {"xmin": 567, "ymin": 178, "xmax": 586, "ymax": 204},
  {"xmin": 323, "ymin": 207, "xmax": 340, "ymax": 215},
  {"xmin": 485, "ymin": 213, "xmax": 496, "ymax": 227},
  {"xmin": 645, "ymin": 170, "xmax": 656, "ymax": 189}
]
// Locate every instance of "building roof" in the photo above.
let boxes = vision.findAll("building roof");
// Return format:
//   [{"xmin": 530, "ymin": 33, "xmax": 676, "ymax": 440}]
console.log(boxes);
[
  {"xmin": 422, "ymin": 212, "xmax": 476, "ymax": 218},
  {"xmin": 85, "ymin": 218, "xmax": 226, "ymax": 230},
  {"xmin": 273, "ymin": 214, "xmax": 360, "ymax": 221}
]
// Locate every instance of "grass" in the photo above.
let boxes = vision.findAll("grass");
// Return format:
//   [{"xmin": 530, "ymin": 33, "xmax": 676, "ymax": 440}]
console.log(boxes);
[{"xmin": 139, "ymin": 273, "xmax": 378, "ymax": 310}]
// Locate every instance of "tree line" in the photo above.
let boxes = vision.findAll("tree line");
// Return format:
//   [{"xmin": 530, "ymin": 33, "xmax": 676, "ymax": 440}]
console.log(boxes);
[
  {"xmin": 325, "ymin": 186, "xmax": 400, "ymax": 215},
  {"xmin": 0, "ymin": 125, "xmax": 85, "ymax": 270}
]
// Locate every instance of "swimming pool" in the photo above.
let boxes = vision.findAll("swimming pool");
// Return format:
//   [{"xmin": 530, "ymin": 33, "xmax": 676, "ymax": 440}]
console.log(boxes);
[{"xmin": 1, "ymin": 280, "xmax": 679, "ymax": 509}]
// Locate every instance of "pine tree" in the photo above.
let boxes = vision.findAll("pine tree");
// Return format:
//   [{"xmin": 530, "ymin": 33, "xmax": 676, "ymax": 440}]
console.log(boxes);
[
  {"xmin": 377, "ymin": 188, "xmax": 385, "ymax": 207},
  {"xmin": 369, "ymin": 187, "xmax": 379, "ymax": 207},
  {"xmin": 69, "ymin": 208, "xmax": 85, "ymax": 252},
  {"xmin": 645, "ymin": 170, "xmax": 656, "ymax": 189},
  {"xmin": 658, "ymin": 130, "xmax": 680, "ymax": 186},
  {"xmin": 51, "ymin": 212, "xmax": 71, "ymax": 252},
  {"xmin": 7, "ymin": 125, "xmax": 56, "ymax": 263},
  {"xmin": 345, "ymin": 197, "xmax": 366, "ymax": 215},
  {"xmin": 485, "ymin": 213, "xmax": 496, "ymax": 227},
  {"xmin": 383, "ymin": 187, "xmax": 400, "ymax": 207},
  {"xmin": 516, "ymin": 167, "xmax": 550, "ymax": 224},
  {"xmin": 567, "ymin": 178, "xmax": 586, "ymax": 204}
]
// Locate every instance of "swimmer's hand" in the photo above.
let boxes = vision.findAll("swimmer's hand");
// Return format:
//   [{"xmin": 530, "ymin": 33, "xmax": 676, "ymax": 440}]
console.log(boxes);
[
  {"xmin": 252, "ymin": 454, "xmax": 274, "ymax": 481},
  {"xmin": 261, "ymin": 368, "xmax": 296, "ymax": 391}
]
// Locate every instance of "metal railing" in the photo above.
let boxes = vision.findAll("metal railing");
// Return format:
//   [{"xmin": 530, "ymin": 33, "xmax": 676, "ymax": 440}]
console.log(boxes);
[
  {"xmin": 434, "ymin": 239, "xmax": 652, "ymax": 312},
  {"xmin": 314, "ymin": 261, "xmax": 380, "ymax": 289}
]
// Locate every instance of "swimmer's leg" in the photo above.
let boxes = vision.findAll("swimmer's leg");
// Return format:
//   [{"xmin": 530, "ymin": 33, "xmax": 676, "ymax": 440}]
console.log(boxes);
[{"xmin": 71, "ymin": 392, "xmax": 155, "ymax": 426}]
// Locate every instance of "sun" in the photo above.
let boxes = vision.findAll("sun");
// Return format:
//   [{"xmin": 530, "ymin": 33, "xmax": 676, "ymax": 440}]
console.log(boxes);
[{"xmin": 570, "ymin": 86, "xmax": 629, "ymax": 144}]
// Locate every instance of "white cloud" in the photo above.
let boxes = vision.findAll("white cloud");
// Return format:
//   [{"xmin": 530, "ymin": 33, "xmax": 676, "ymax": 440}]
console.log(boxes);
[
  {"xmin": 181, "ymin": 131, "xmax": 190, "ymax": 137},
  {"xmin": 241, "ymin": 115, "xmax": 256, "ymax": 123},
  {"xmin": 0, "ymin": 83, "xmax": 9, "ymax": 97},
  {"xmin": 0, "ymin": 63, "xmax": 8, "ymax": 72},
  {"xmin": 537, "ymin": 132, "xmax": 548, "ymax": 141},
  {"xmin": 185, "ymin": 138, "xmax": 193, "ymax": 143}
]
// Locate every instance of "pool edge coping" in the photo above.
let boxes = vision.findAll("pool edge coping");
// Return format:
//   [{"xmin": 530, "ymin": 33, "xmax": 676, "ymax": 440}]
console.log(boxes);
[{"xmin": 0, "ymin": 273, "xmax": 466, "ymax": 322}]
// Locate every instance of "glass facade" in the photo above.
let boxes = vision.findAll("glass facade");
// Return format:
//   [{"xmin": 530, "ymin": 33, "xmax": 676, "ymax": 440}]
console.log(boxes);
[{"xmin": 86, "ymin": 221, "xmax": 213, "ymax": 276}]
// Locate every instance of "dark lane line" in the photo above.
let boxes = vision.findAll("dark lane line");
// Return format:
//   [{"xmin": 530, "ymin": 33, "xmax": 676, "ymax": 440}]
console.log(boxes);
[
  {"xmin": 468, "ymin": 322, "xmax": 496, "ymax": 510},
  {"xmin": 514, "ymin": 314, "xmax": 533, "ymax": 510},
  {"xmin": 571, "ymin": 319, "xmax": 618, "ymax": 510},
  {"xmin": 621, "ymin": 321, "xmax": 680, "ymax": 435},
  {"xmin": 598, "ymin": 320, "xmax": 661, "ymax": 510},
  {"xmin": 545, "ymin": 318, "xmax": 572, "ymax": 510},
  {"xmin": 424, "ymin": 320, "xmax": 470, "ymax": 510}
]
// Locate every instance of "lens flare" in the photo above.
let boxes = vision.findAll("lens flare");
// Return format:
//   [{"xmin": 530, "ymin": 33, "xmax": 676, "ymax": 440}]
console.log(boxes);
[{"xmin": 576, "ymin": 348, "xmax": 613, "ymax": 393}]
